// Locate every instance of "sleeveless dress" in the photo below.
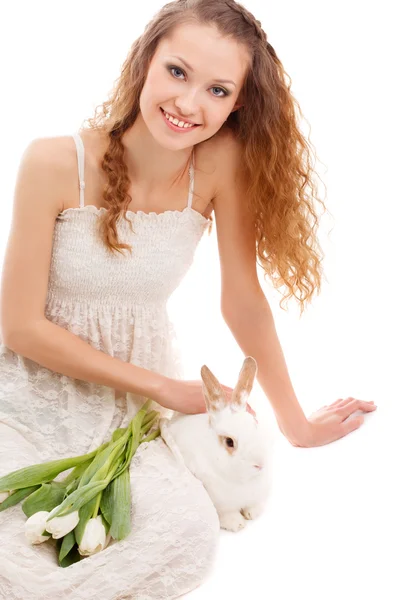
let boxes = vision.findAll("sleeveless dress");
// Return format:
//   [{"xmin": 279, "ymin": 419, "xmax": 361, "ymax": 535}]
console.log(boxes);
[{"xmin": 0, "ymin": 132, "xmax": 220, "ymax": 600}]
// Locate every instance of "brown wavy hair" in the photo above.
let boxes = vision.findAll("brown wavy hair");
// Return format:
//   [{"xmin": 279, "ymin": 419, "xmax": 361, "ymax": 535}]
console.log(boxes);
[{"xmin": 81, "ymin": 0, "xmax": 329, "ymax": 315}]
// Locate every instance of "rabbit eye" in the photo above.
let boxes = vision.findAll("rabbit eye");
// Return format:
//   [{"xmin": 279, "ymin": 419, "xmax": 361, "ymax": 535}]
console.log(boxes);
[{"xmin": 225, "ymin": 437, "xmax": 235, "ymax": 448}]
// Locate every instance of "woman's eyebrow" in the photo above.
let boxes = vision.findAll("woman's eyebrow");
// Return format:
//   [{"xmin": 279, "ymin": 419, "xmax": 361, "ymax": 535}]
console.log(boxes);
[{"xmin": 168, "ymin": 55, "xmax": 237, "ymax": 87}]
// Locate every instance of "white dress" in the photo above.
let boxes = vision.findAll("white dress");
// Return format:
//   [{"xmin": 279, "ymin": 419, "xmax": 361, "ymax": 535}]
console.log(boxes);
[{"xmin": 0, "ymin": 132, "xmax": 220, "ymax": 600}]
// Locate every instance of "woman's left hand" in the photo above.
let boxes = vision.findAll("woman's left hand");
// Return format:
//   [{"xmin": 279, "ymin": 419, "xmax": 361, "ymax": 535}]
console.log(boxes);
[{"xmin": 286, "ymin": 397, "xmax": 377, "ymax": 448}]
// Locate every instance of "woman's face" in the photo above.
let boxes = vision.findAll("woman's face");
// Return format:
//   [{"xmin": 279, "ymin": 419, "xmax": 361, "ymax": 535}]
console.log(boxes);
[{"xmin": 139, "ymin": 22, "xmax": 250, "ymax": 148}]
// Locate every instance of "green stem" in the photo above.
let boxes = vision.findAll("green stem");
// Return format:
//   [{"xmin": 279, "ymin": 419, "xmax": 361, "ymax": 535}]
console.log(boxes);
[
  {"xmin": 142, "ymin": 409, "xmax": 158, "ymax": 427},
  {"xmin": 92, "ymin": 491, "xmax": 102, "ymax": 519},
  {"xmin": 141, "ymin": 428, "xmax": 161, "ymax": 444},
  {"xmin": 141, "ymin": 414, "xmax": 159, "ymax": 437}
]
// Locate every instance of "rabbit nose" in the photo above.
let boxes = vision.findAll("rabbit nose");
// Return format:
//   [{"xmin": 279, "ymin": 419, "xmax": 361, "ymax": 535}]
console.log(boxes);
[{"xmin": 254, "ymin": 464, "xmax": 263, "ymax": 470}]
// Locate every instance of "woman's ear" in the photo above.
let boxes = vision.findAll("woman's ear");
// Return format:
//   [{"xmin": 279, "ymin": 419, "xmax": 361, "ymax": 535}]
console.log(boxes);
[{"xmin": 230, "ymin": 102, "xmax": 244, "ymax": 113}]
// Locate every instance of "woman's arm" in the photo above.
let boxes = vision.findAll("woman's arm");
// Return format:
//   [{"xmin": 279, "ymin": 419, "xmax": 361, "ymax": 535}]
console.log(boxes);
[
  {"xmin": 211, "ymin": 130, "xmax": 377, "ymax": 447},
  {"xmin": 4, "ymin": 318, "xmax": 166, "ymax": 402},
  {"xmin": 221, "ymin": 293, "xmax": 311, "ymax": 446},
  {"xmin": 212, "ymin": 129, "xmax": 311, "ymax": 445},
  {"xmin": 0, "ymin": 138, "xmax": 165, "ymax": 405}
]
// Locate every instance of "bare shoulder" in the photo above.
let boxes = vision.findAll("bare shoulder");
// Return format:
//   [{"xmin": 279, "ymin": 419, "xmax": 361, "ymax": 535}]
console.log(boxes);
[
  {"xmin": 207, "ymin": 126, "xmax": 246, "ymax": 209},
  {"xmin": 201, "ymin": 127, "xmax": 260, "ymax": 302},
  {"xmin": 195, "ymin": 126, "xmax": 242, "ymax": 212},
  {"xmin": 23, "ymin": 135, "xmax": 78, "ymax": 173},
  {"xmin": 18, "ymin": 135, "xmax": 84, "ymax": 214},
  {"xmin": 0, "ymin": 135, "xmax": 86, "ymax": 342},
  {"xmin": 197, "ymin": 125, "xmax": 240, "ymax": 170}
]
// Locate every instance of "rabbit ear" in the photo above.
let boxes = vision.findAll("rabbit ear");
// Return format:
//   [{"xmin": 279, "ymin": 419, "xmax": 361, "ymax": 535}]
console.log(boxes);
[
  {"xmin": 230, "ymin": 356, "xmax": 257, "ymax": 410},
  {"xmin": 200, "ymin": 365, "xmax": 227, "ymax": 413}
]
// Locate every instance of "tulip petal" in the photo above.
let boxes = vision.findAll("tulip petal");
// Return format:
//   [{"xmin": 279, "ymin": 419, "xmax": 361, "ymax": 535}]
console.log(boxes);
[
  {"xmin": 46, "ymin": 506, "xmax": 80, "ymax": 539},
  {"xmin": 78, "ymin": 516, "xmax": 107, "ymax": 556},
  {"xmin": 25, "ymin": 511, "xmax": 52, "ymax": 544}
]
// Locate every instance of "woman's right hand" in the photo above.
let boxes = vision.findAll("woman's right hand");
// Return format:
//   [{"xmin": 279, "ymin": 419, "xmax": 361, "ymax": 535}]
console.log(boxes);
[
  {"xmin": 156, "ymin": 378, "xmax": 233, "ymax": 414},
  {"xmin": 155, "ymin": 377, "xmax": 257, "ymax": 417}
]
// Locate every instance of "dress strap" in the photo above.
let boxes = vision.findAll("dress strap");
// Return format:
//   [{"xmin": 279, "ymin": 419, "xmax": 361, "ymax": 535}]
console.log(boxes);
[
  {"xmin": 72, "ymin": 132, "xmax": 85, "ymax": 208},
  {"xmin": 187, "ymin": 152, "xmax": 195, "ymax": 209}
]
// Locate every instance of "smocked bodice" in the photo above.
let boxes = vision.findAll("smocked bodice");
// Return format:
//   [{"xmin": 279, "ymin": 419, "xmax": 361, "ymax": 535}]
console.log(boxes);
[{"xmin": 46, "ymin": 204, "xmax": 210, "ymax": 308}]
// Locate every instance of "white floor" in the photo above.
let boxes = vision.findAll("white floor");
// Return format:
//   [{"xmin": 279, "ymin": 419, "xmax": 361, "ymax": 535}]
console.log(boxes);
[{"xmin": 185, "ymin": 386, "xmax": 396, "ymax": 600}]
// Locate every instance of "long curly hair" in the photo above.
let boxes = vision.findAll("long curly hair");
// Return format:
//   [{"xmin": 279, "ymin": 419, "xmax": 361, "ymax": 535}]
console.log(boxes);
[{"xmin": 81, "ymin": 0, "xmax": 329, "ymax": 315}]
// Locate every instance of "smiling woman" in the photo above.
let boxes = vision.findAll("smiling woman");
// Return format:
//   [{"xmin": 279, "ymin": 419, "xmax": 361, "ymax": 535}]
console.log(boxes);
[
  {"xmin": 134, "ymin": 20, "xmax": 249, "ymax": 157},
  {"xmin": 0, "ymin": 0, "xmax": 379, "ymax": 599}
]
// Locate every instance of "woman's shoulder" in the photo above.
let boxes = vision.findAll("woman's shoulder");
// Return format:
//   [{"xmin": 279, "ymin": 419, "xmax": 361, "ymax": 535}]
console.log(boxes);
[
  {"xmin": 20, "ymin": 135, "xmax": 76, "ymax": 169},
  {"xmin": 27, "ymin": 130, "xmax": 106, "ymax": 172},
  {"xmin": 198, "ymin": 124, "xmax": 239, "ymax": 155},
  {"xmin": 14, "ymin": 135, "xmax": 84, "ymax": 214},
  {"xmin": 196, "ymin": 126, "xmax": 242, "ymax": 195},
  {"xmin": 20, "ymin": 134, "xmax": 93, "ymax": 196},
  {"xmin": 196, "ymin": 125, "xmax": 240, "ymax": 180}
]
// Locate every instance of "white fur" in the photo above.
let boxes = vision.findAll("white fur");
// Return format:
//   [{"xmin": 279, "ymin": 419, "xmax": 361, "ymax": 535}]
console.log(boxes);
[{"xmin": 159, "ymin": 357, "xmax": 272, "ymax": 532}]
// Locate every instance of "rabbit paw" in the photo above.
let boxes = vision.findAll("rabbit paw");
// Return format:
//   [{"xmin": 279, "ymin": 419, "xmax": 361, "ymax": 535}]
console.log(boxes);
[
  {"xmin": 241, "ymin": 504, "xmax": 264, "ymax": 521},
  {"xmin": 219, "ymin": 511, "xmax": 247, "ymax": 532}
]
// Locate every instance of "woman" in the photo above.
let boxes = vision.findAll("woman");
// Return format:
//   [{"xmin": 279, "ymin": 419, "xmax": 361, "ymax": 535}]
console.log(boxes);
[{"xmin": 0, "ymin": 0, "xmax": 377, "ymax": 598}]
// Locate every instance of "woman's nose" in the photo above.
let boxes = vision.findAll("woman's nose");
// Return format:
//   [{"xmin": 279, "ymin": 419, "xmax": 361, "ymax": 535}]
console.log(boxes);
[{"xmin": 174, "ymin": 95, "xmax": 200, "ymax": 119}]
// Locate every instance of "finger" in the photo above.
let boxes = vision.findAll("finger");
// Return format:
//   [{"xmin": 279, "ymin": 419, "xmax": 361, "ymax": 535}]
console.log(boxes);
[
  {"xmin": 329, "ymin": 397, "xmax": 355, "ymax": 408},
  {"xmin": 341, "ymin": 415, "xmax": 364, "ymax": 435},
  {"xmin": 324, "ymin": 398, "xmax": 353, "ymax": 411},
  {"xmin": 331, "ymin": 397, "xmax": 375, "ymax": 409},
  {"xmin": 329, "ymin": 398, "xmax": 345, "ymax": 407},
  {"xmin": 337, "ymin": 399, "xmax": 377, "ymax": 420}
]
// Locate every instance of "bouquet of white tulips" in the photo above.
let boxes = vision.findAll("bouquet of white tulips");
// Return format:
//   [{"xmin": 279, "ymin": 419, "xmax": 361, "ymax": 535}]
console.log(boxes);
[{"xmin": 0, "ymin": 399, "xmax": 160, "ymax": 567}]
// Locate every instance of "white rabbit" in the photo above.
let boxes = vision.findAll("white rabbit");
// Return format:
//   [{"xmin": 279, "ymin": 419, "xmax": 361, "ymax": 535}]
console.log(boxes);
[{"xmin": 159, "ymin": 356, "xmax": 272, "ymax": 532}]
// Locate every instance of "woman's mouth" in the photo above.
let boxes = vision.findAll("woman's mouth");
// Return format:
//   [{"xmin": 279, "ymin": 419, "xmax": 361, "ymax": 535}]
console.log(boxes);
[{"xmin": 160, "ymin": 108, "xmax": 201, "ymax": 133}]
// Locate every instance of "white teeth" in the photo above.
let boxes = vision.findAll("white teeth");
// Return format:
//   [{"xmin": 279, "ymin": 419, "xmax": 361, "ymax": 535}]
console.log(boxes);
[{"xmin": 163, "ymin": 109, "xmax": 195, "ymax": 128}]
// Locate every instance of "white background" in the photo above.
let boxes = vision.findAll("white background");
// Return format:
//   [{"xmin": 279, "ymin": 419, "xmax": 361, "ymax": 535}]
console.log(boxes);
[{"xmin": 0, "ymin": 1, "xmax": 398, "ymax": 599}]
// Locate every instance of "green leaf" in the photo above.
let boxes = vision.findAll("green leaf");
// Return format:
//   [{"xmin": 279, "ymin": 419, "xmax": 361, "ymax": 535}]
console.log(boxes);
[
  {"xmin": 142, "ymin": 409, "xmax": 158, "ymax": 426},
  {"xmin": 100, "ymin": 511, "xmax": 110, "ymax": 535},
  {"xmin": 0, "ymin": 485, "xmax": 40, "ymax": 513},
  {"xmin": 56, "ymin": 539, "xmax": 82, "ymax": 568},
  {"xmin": 109, "ymin": 409, "xmax": 149, "ymax": 483},
  {"xmin": 78, "ymin": 435, "xmax": 129, "ymax": 489},
  {"xmin": 140, "ymin": 411, "xmax": 159, "ymax": 437},
  {"xmin": 141, "ymin": 428, "xmax": 161, "ymax": 444},
  {"xmin": 48, "ymin": 479, "xmax": 109, "ymax": 519},
  {"xmin": 22, "ymin": 481, "xmax": 67, "ymax": 518},
  {"xmin": 111, "ymin": 427, "xmax": 128, "ymax": 442},
  {"xmin": 62, "ymin": 458, "xmax": 94, "ymax": 487},
  {"xmin": 65, "ymin": 478, "xmax": 81, "ymax": 496},
  {"xmin": 59, "ymin": 529, "xmax": 76, "ymax": 563},
  {"xmin": 88, "ymin": 442, "xmax": 126, "ymax": 487},
  {"xmin": 0, "ymin": 445, "xmax": 108, "ymax": 492},
  {"xmin": 99, "ymin": 482, "xmax": 113, "ymax": 525},
  {"xmin": 109, "ymin": 440, "xmax": 132, "ymax": 482},
  {"xmin": 109, "ymin": 469, "xmax": 132, "ymax": 540},
  {"xmin": 73, "ymin": 495, "xmax": 98, "ymax": 547}
]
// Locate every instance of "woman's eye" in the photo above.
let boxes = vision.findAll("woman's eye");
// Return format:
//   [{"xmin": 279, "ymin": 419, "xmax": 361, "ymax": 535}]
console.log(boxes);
[
  {"xmin": 211, "ymin": 87, "xmax": 227, "ymax": 98},
  {"xmin": 168, "ymin": 66, "xmax": 228, "ymax": 97},
  {"xmin": 170, "ymin": 66, "xmax": 185, "ymax": 79}
]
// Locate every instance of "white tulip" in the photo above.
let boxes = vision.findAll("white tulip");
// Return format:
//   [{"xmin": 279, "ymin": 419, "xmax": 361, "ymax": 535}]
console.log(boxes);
[
  {"xmin": 0, "ymin": 491, "xmax": 11, "ymax": 503},
  {"xmin": 24, "ymin": 511, "xmax": 52, "ymax": 544},
  {"xmin": 78, "ymin": 515, "xmax": 108, "ymax": 556},
  {"xmin": 45, "ymin": 505, "xmax": 80, "ymax": 539}
]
